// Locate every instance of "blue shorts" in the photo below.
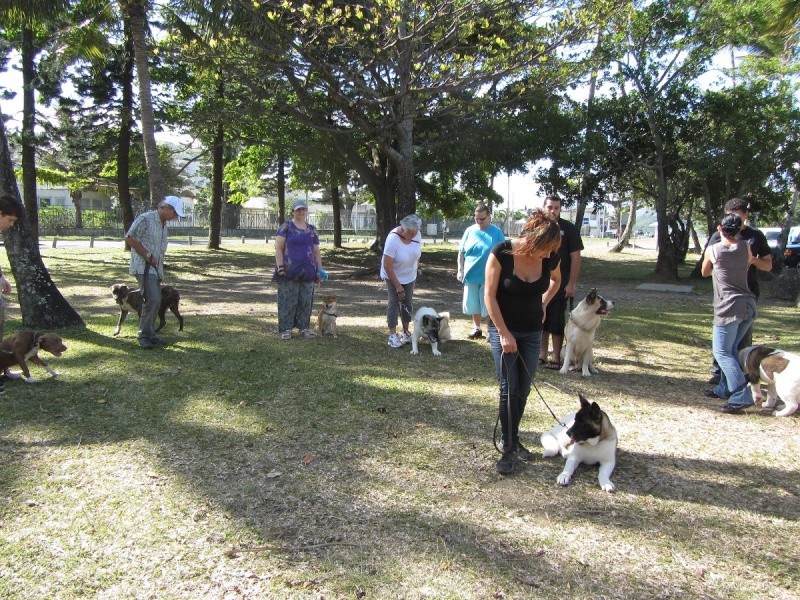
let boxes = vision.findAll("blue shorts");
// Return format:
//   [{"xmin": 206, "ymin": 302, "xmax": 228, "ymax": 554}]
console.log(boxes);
[{"xmin": 462, "ymin": 282, "xmax": 488, "ymax": 318}]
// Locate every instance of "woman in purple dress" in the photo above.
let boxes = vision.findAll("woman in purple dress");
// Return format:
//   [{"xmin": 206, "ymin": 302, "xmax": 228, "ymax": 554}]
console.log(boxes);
[{"xmin": 273, "ymin": 199, "xmax": 323, "ymax": 340}]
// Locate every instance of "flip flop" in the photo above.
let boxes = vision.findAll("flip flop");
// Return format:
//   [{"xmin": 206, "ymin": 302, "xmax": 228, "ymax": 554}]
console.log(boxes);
[
  {"xmin": 545, "ymin": 361, "xmax": 562, "ymax": 370},
  {"xmin": 538, "ymin": 358, "xmax": 547, "ymax": 365}
]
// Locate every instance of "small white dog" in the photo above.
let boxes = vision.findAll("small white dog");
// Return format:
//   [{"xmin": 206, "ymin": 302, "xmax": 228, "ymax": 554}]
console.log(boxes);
[
  {"xmin": 410, "ymin": 307, "xmax": 451, "ymax": 356},
  {"xmin": 541, "ymin": 395, "xmax": 618, "ymax": 492}
]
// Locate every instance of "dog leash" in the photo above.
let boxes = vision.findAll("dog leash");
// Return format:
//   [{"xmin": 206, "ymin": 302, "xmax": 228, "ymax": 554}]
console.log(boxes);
[{"xmin": 492, "ymin": 348, "xmax": 567, "ymax": 454}]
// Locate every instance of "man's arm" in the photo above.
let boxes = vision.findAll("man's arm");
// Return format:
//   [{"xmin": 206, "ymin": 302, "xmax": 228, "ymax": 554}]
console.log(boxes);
[
  {"xmin": 564, "ymin": 251, "xmax": 581, "ymax": 298},
  {"xmin": 125, "ymin": 234, "xmax": 157, "ymax": 268}
]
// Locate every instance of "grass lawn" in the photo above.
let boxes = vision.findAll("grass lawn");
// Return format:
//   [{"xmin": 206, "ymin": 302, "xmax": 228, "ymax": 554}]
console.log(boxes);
[{"xmin": 1, "ymin": 238, "xmax": 798, "ymax": 599}]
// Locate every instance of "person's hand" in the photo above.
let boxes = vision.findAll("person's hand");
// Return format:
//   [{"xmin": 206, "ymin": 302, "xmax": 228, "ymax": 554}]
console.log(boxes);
[
  {"xmin": 0, "ymin": 276, "xmax": 11, "ymax": 295},
  {"xmin": 500, "ymin": 332, "xmax": 517, "ymax": 354},
  {"xmin": 276, "ymin": 265, "xmax": 286, "ymax": 278},
  {"xmin": 456, "ymin": 270, "xmax": 463, "ymax": 282},
  {"xmin": 564, "ymin": 282, "xmax": 576, "ymax": 298},
  {"xmin": 317, "ymin": 267, "xmax": 329, "ymax": 281},
  {"xmin": 396, "ymin": 287, "xmax": 406, "ymax": 300}
]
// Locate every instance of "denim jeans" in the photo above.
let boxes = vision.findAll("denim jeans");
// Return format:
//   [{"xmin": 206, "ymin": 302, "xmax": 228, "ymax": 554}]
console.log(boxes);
[
  {"xmin": 712, "ymin": 309, "xmax": 755, "ymax": 405},
  {"xmin": 488, "ymin": 325, "xmax": 542, "ymax": 450}
]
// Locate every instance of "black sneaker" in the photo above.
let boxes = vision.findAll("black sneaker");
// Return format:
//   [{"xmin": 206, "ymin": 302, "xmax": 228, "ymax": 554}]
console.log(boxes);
[
  {"xmin": 467, "ymin": 328, "xmax": 483, "ymax": 339},
  {"xmin": 495, "ymin": 449, "xmax": 517, "ymax": 475},
  {"xmin": 515, "ymin": 441, "xmax": 534, "ymax": 462},
  {"xmin": 707, "ymin": 374, "xmax": 721, "ymax": 385},
  {"xmin": 721, "ymin": 403, "xmax": 750, "ymax": 414}
]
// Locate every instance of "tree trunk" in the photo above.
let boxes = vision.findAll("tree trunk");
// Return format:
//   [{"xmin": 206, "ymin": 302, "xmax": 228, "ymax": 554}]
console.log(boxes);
[
  {"xmin": 21, "ymin": 27, "xmax": 39, "ymax": 244},
  {"xmin": 610, "ymin": 196, "xmax": 636, "ymax": 253},
  {"xmin": 331, "ymin": 182, "xmax": 342, "ymax": 248},
  {"xmin": 277, "ymin": 151, "xmax": 286, "ymax": 225},
  {"xmin": 125, "ymin": 0, "xmax": 165, "ymax": 207},
  {"xmin": 118, "ymin": 15, "xmax": 135, "ymax": 239},
  {"xmin": 208, "ymin": 121, "xmax": 223, "ymax": 250},
  {"xmin": 390, "ymin": 114, "xmax": 416, "ymax": 221},
  {"xmin": 72, "ymin": 190, "xmax": 83, "ymax": 229},
  {"xmin": 0, "ymin": 113, "xmax": 83, "ymax": 329},
  {"xmin": 646, "ymin": 101, "xmax": 678, "ymax": 280},
  {"xmin": 576, "ymin": 31, "xmax": 602, "ymax": 227}
]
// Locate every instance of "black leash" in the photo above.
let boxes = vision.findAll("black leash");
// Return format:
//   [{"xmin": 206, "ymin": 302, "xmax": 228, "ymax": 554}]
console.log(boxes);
[{"xmin": 492, "ymin": 347, "xmax": 568, "ymax": 454}]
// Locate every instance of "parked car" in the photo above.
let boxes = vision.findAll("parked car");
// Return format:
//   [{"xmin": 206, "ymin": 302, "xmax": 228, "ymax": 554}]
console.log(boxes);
[
  {"xmin": 759, "ymin": 227, "xmax": 781, "ymax": 249},
  {"xmin": 784, "ymin": 226, "xmax": 800, "ymax": 268},
  {"xmin": 760, "ymin": 227, "xmax": 784, "ymax": 270}
]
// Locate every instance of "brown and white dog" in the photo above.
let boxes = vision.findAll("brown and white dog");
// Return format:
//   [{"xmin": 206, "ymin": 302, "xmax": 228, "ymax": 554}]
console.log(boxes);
[
  {"xmin": 0, "ymin": 331, "xmax": 67, "ymax": 383},
  {"xmin": 316, "ymin": 295, "xmax": 338, "ymax": 337},
  {"xmin": 740, "ymin": 346, "xmax": 799, "ymax": 417},
  {"xmin": 111, "ymin": 284, "xmax": 183, "ymax": 336},
  {"xmin": 560, "ymin": 289, "xmax": 614, "ymax": 377}
]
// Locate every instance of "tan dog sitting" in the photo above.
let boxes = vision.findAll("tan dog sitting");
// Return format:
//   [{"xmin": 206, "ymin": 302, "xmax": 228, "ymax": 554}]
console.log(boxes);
[
  {"xmin": 0, "ymin": 331, "xmax": 67, "ymax": 383},
  {"xmin": 316, "ymin": 295, "xmax": 338, "ymax": 337}
]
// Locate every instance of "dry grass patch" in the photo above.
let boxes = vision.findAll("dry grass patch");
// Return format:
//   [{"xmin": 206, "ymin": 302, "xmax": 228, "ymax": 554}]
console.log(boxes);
[{"xmin": 0, "ymin": 240, "xmax": 798, "ymax": 599}]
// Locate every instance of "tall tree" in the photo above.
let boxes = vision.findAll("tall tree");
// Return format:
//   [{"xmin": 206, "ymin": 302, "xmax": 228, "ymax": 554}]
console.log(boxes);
[
  {"xmin": 0, "ymin": 0, "xmax": 71, "ymax": 243},
  {"xmin": 0, "ymin": 106, "xmax": 83, "ymax": 328},
  {"xmin": 119, "ymin": 0, "xmax": 165, "ymax": 206},
  {"xmin": 207, "ymin": 0, "xmax": 611, "ymax": 245}
]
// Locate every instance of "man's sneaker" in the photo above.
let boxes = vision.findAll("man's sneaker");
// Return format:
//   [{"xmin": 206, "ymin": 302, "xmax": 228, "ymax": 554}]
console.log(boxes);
[
  {"xmin": 400, "ymin": 331, "xmax": 413, "ymax": 346},
  {"xmin": 467, "ymin": 328, "xmax": 483, "ymax": 339},
  {"xmin": 496, "ymin": 449, "xmax": 517, "ymax": 475},
  {"xmin": 721, "ymin": 403, "xmax": 751, "ymax": 414},
  {"xmin": 387, "ymin": 333, "xmax": 403, "ymax": 348},
  {"xmin": 707, "ymin": 374, "xmax": 721, "ymax": 385},
  {"xmin": 515, "ymin": 441, "xmax": 534, "ymax": 462}
]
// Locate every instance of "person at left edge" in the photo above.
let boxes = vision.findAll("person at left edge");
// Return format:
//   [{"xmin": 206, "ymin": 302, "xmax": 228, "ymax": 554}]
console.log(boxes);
[{"xmin": 124, "ymin": 195, "xmax": 185, "ymax": 349}]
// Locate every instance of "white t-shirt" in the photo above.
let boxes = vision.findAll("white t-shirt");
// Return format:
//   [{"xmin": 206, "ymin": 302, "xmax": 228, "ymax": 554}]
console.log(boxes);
[{"xmin": 380, "ymin": 229, "xmax": 422, "ymax": 284}]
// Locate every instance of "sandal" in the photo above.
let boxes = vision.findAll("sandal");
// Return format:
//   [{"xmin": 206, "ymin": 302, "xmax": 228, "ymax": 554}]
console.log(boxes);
[
  {"xmin": 538, "ymin": 358, "xmax": 547, "ymax": 365},
  {"xmin": 280, "ymin": 331, "xmax": 292, "ymax": 340},
  {"xmin": 545, "ymin": 361, "xmax": 562, "ymax": 370}
]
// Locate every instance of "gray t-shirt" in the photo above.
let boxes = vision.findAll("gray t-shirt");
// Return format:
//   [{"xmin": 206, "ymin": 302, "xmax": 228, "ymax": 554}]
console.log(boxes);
[{"xmin": 710, "ymin": 240, "xmax": 756, "ymax": 326}]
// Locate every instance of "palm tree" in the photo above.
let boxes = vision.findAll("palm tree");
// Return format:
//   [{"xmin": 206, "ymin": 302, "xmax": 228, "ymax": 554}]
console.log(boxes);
[{"xmin": 119, "ymin": 0, "xmax": 165, "ymax": 207}]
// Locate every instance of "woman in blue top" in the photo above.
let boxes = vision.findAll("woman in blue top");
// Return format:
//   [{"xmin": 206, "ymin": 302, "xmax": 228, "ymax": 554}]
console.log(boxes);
[
  {"xmin": 484, "ymin": 210, "xmax": 562, "ymax": 475},
  {"xmin": 457, "ymin": 204, "xmax": 506, "ymax": 339},
  {"xmin": 273, "ymin": 199, "xmax": 323, "ymax": 340}
]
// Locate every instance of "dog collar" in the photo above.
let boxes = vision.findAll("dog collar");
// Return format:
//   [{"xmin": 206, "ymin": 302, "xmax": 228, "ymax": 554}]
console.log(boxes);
[{"xmin": 569, "ymin": 314, "xmax": 592, "ymax": 333}]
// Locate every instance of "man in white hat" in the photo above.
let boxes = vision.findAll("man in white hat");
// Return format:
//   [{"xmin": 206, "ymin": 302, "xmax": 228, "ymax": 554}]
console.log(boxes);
[{"xmin": 124, "ymin": 195, "xmax": 185, "ymax": 349}]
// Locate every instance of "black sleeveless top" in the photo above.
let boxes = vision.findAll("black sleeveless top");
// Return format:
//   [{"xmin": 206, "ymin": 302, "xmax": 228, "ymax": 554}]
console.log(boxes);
[{"xmin": 488, "ymin": 240, "xmax": 560, "ymax": 332}]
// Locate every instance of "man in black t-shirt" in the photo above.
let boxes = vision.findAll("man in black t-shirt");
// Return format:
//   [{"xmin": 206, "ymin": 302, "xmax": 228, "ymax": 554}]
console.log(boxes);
[
  {"xmin": 539, "ymin": 196, "xmax": 584, "ymax": 369},
  {"xmin": 706, "ymin": 198, "xmax": 772, "ymax": 385}
]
